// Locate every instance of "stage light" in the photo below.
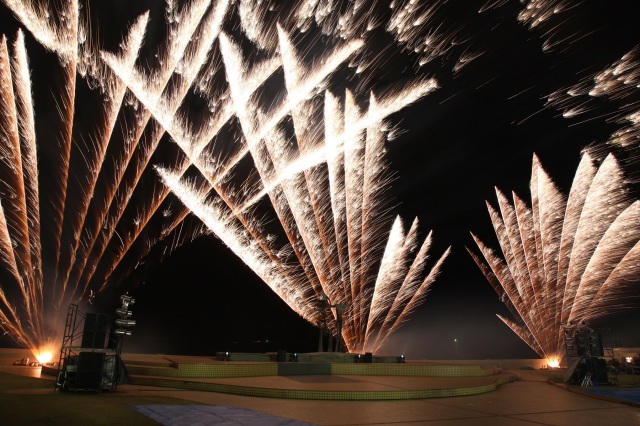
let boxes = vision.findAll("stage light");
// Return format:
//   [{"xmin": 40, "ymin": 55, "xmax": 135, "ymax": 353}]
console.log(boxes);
[
  {"xmin": 355, "ymin": 354, "xmax": 362, "ymax": 363},
  {"xmin": 398, "ymin": 355, "xmax": 405, "ymax": 363},
  {"xmin": 114, "ymin": 329, "xmax": 132, "ymax": 336},
  {"xmin": 115, "ymin": 319, "xmax": 136, "ymax": 327},
  {"xmin": 224, "ymin": 352, "xmax": 230, "ymax": 361},
  {"xmin": 115, "ymin": 309, "xmax": 132, "ymax": 317}
]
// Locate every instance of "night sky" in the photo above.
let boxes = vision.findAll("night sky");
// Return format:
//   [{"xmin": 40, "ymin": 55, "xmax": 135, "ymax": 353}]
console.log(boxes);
[{"xmin": 1, "ymin": 1, "xmax": 640, "ymax": 360}]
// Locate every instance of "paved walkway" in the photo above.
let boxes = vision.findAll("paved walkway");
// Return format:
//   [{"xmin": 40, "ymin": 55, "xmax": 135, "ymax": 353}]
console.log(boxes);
[
  {"xmin": 3, "ymin": 350, "xmax": 639, "ymax": 425},
  {"xmin": 115, "ymin": 371, "xmax": 640, "ymax": 425}
]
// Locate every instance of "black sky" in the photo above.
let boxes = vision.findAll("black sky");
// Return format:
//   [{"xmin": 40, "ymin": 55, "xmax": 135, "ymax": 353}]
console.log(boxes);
[{"xmin": 1, "ymin": 0, "xmax": 639, "ymax": 359}]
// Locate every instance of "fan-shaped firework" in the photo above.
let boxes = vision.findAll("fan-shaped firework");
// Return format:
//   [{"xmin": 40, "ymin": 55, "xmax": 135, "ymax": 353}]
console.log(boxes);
[
  {"xmin": 157, "ymin": 82, "xmax": 451, "ymax": 354},
  {"xmin": 96, "ymin": 0, "xmax": 477, "ymax": 354},
  {"xmin": 138, "ymin": 2, "xmax": 453, "ymax": 353},
  {"xmin": 468, "ymin": 153, "xmax": 640, "ymax": 363},
  {"xmin": 0, "ymin": 1, "xmax": 207, "ymax": 361}
]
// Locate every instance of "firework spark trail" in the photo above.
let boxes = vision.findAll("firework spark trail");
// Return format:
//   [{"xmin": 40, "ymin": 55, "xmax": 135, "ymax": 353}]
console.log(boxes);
[
  {"xmin": 217, "ymin": 31, "xmax": 328, "ymax": 299},
  {"xmin": 101, "ymin": 0, "xmax": 330, "ymax": 326},
  {"xmin": 367, "ymin": 220, "xmax": 425, "ymax": 349},
  {"xmin": 262, "ymin": 33, "xmax": 366, "ymax": 306},
  {"xmin": 511, "ymin": 0, "xmax": 586, "ymax": 53},
  {"xmin": 386, "ymin": 244, "xmax": 450, "ymax": 333},
  {"xmin": 572, "ymin": 201, "xmax": 640, "ymax": 315},
  {"xmin": 156, "ymin": 167, "xmax": 313, "ymax": 318},
  {"xmin": 364, "ymin": 217, "xmax": 411, "ymax": 347},
  {"xmin": 552, "ymin": 154, "xmax": 595, "ymax": 343},
  {"xmin": 469, "ymin": 153, "xmax": 640, "ymax": 360},
  {"xmin": 58, "ymin": 12, "xmax": 149, "ymax": 300},
  {"xmin": 343, "ymin": 90, "xmax": 368, "ymax": 341},
  {"xmin": 95, "ymin": 3, "xmax": 283, "ymax": 288},
  {"xmin": 0, "ymin": 33, "xmax": 49, "ymax": 351},
  {"xmin": 0, "ymin": 35, "xmax": 36, "ymax": 324},
  {"xmin": 389, "ymin": 0, "xmax": 474, "ymax": 68},
  {"xmin": 72, "ymin": 0, "xmax": 221, "ymax": 296},
  {"xmin": 324, "ymin": 91, "xmax": 351, "ymax": 329},
  {"xmin": 87, "ymin": 2, "xmax": 444, "ymax": 346},
  {"xmin": 545, "ymin": 47, "xmax": 640, "ymax": 172},
  {"xmin": 470, "ymin": 205, "xmax": 549, "ymax": 356},
  {"xmin": 11, "ymin": 30, "xmax": 40, "ymax": 307},
  {"xmin": 276, "ymin": 25, "xmax": 346, "ymax": 307},
  {"xmin": 0, "ymin": 40, "xmax": 30, "ymax": 319},
  {"xmin": 0, "ymin": 0, "xmax": 78, "ymax": 61},
  {"xmin": 586, "ymin": 240, "xmax": 640, "ymax": 318},
  {"xmin": 561, "ymin": 155, "xmax": 630, "ymax": 322},
  {"xmin": 214, "ymin": 26, "xmax": 371, "ymax": 332},
  {"xmin": 358, "ymin": 97, "xmax": 405, "ymax": 343},
  {"xmin": 2, "ymin": 0, "xmax": 80, "ymax": 301},
  {"xmin": 521, "ymin": 1, "xmax": 640, "ymax": 185},
  {"xmin": 371, "ymin": 227, "xmax": 433, "ymax": 349}
]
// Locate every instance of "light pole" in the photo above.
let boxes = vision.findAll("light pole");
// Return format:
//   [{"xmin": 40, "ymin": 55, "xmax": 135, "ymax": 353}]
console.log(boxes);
[{"xmin": 114, "ymin": 294, "xmax": 136, "ymax": 355}]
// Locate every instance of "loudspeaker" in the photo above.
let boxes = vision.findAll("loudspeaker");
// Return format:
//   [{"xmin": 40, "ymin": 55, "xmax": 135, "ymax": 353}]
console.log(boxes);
[
  {"xmin": 76, "ymin": 352, "xmax": 105, "ymax": 391},
  {"xmin": 277, "ymin": 350, "xmax": 287, "ymax": 362},
  {"xmin": 363, "ymin": 352, "xmax": 373, "ymax": 363},
  {"xmin": 81, "ymin": 313, "xmax": 110, "ymax": 349}
]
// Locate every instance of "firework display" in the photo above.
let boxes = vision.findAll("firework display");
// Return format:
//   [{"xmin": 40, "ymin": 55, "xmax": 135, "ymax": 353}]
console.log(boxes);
[
  {"xmin": 0, "ymin": 0, "xmax": 637, "ymax": 359},
  {"xmin": 0, "ymin": 0, "xmax": 457, "ymax": 357},
  {"xmin": 469, "ymin": 153, "xmax": 640, "ymax": 363}
]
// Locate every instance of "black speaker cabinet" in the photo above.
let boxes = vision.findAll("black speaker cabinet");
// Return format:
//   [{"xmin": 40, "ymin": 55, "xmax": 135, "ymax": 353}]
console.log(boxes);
[
  {"xmin": 363, "ymin": 352, "xmax": 373, "ymax": 363},
  {"xmin": 81, "ymin": 313, "xmax": 110, "ymax": 349},
  {"xmin": 76, "ymin": 352, "xmax": 106, "ymax": 391}
]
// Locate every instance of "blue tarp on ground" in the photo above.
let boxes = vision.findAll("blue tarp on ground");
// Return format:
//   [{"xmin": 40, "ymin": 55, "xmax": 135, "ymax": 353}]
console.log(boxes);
[
  {"xmin": 582, "ymin": 387, "xmax": 640, "ymax": 404},
  {"xmin": 130, "ymin": 404, "xmax": 316, "ymax": 426}
]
